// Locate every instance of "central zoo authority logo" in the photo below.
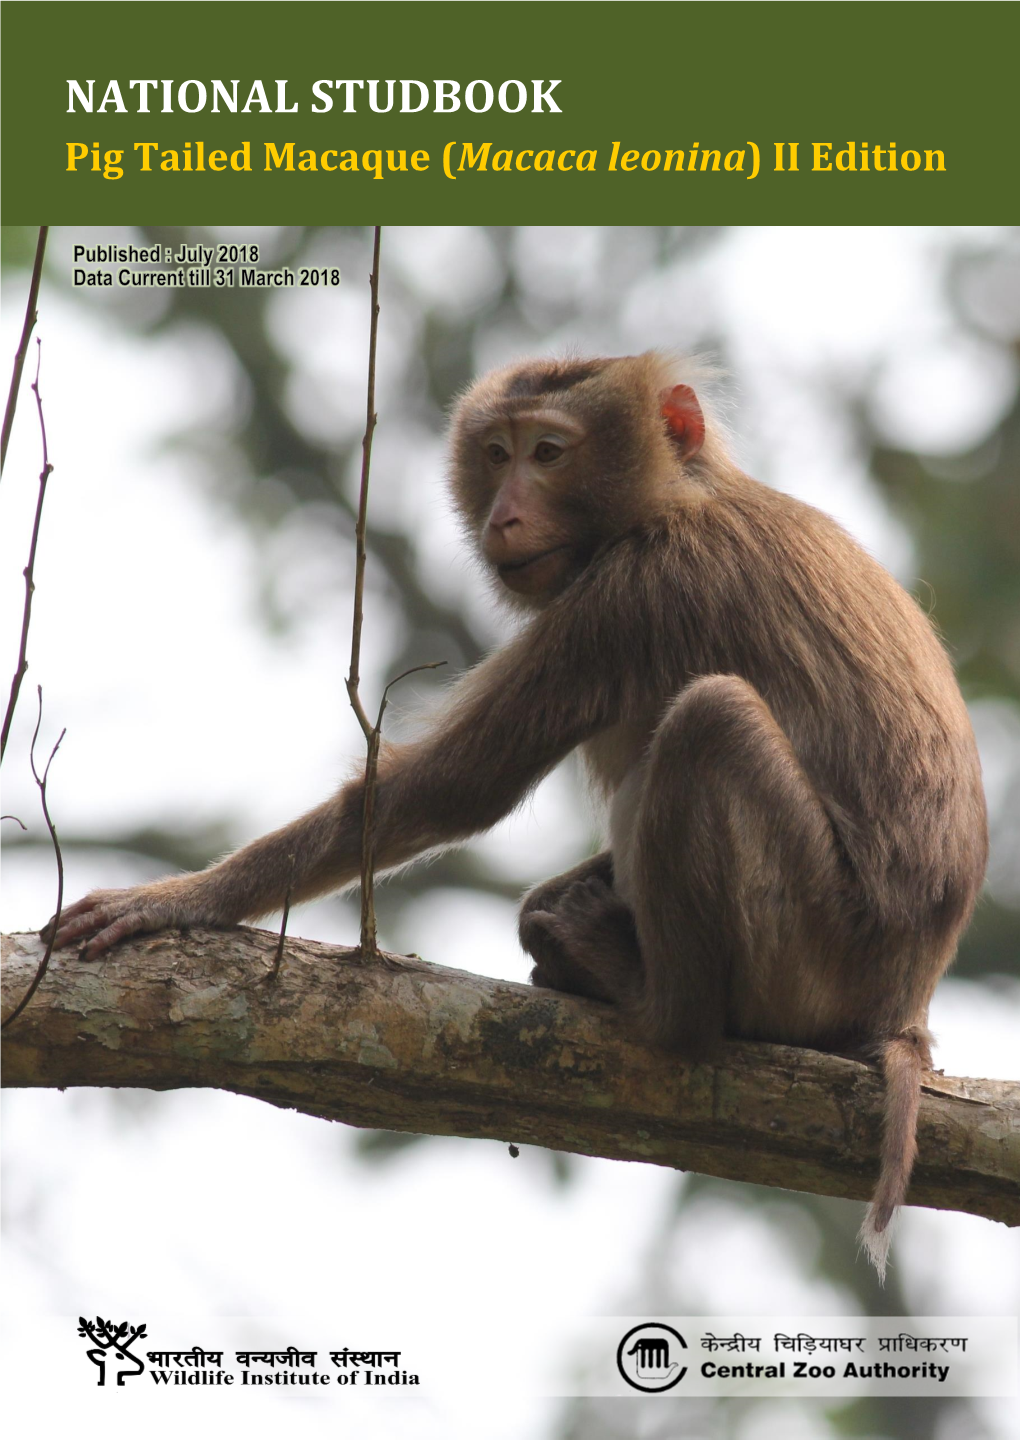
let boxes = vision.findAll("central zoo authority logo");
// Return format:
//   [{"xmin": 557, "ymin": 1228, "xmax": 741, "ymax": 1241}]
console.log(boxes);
[{"xmin": 617, "ymin": 1324, "xmax": 688, "ymax": 1392}]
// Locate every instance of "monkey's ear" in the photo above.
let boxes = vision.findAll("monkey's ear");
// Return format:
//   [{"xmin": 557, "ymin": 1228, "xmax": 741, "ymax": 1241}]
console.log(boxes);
[{"xmin": 661, "ymin": 384, "xmax": 706, "ymax": 461}]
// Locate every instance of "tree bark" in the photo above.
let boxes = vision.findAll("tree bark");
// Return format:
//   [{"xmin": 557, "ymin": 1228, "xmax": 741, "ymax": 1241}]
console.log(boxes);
[{"xmin": 2, "ymin": 927, "xmax": 1018, "ymax": 1225}]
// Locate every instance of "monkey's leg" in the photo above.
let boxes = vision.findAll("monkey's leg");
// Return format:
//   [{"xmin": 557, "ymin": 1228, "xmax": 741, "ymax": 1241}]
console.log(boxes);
[
  {"xmin": 520, "ymin": 852, "xmax": 639, "ymax": 1002},
  {"xmin": 624, "ymin": 673, "xmax": 852, "ymax": 1054}
]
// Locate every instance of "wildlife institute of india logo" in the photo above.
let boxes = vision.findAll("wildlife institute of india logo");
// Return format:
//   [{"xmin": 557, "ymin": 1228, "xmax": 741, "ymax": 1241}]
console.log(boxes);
[
  {"xmin": 77, "ymin": 1317, "xmax": 148, "ymax": 1386},
  {"xmin": 76, "ymin": 1315, "xmax": 420, "ymax": 1389}
]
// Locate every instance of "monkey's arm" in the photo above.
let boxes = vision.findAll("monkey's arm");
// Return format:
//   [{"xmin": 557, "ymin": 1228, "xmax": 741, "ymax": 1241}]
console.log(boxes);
[{"xmin": 46, "ymin": 566, "xmax": 638, "ymax": 957}]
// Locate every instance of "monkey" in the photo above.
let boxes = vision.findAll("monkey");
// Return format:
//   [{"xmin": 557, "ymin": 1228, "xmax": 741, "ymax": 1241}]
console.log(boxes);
[{"xmin": 44, "ymin": 352, "xmax": 988, "ymax": 1276}]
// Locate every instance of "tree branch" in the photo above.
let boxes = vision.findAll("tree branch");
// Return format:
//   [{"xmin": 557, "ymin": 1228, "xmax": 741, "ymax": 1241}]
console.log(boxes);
[
  {"xmin": 1, "ymin": 225, "xmax": 48, "ymax": 476},
  {"xmin": 2, "ymin": 927, "xmax": 1017, "ymax": 1226},
  {"xmin": 2, "ymin": 342, "xmax": 55, "ymax": 762}
]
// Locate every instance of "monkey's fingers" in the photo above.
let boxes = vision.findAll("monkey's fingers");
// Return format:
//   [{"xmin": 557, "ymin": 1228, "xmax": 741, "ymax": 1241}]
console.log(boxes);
[
  {"xmin": 48, "ymin": 906, "xmax": 117, "ymax": 953},
  {"xmin": 518, "ymin": 908, "xmax": 560, "ymax": 948},
  {"xmin": 51, "ymin": 905, "xmax": 152, "ymax": 958},
  {"xmin": 80, "ymin": 911, "xmax": 153, "ymax": 960},
  {"xmin": 529, "ymin": 962, "xmax": 559, "ymax": 990},
  {"xmin": 40, "ymin": 894, "xmax": 104, "ymax": 947},
  {"xmin": 42, "ymin": 890, "xmax": 155, "ymax": 956}
]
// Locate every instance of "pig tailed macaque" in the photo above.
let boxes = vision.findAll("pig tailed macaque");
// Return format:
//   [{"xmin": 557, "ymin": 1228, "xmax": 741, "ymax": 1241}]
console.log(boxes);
[{"xmin": 45, "ymin": 353, "xmax": 988, "ymax": 1276}]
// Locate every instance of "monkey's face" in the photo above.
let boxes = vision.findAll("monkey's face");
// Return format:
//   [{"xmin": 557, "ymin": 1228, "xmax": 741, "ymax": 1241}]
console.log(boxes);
[
  {"xmin": 449, "ymin": 354, "xmax": 708, "ymax": 607},
  {"xmin": 475, "ymin": 409, "xmax": 592, "ymax": 599}
]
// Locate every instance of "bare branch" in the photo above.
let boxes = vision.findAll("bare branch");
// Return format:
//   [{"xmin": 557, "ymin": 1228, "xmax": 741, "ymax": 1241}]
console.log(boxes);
[
  {"xmin": 346, "ymin": 225, "xmax": 382, "ymax": 744},
  {"xmin": 1, "ymin": 226, "xmax": 48, "ymax": 476},
  {"xmin": 343, "ymin": 226, "xmax": 385, "ymax": 957},
  {"xmin": 358, "ymin": 659, "xmax": 448, "ymax": 956},
  {"xmin": 354, "ymin": 664, "xmax": 446, "ymax": 957},
  {"xmin": 378, "ymin": 661, "xmax": 448, "ymax": 713},
  {"xmin": 3, "ymin": 925, "xmax": 1017, "ymax": 1227},
  {"xmin": 340, "ymin": 232, "xmax": 450, "ymax": 957},
  {"xmin": 2, "ymin": 342, "xmax": 55, "ymax": 763},
  {"xmin": 1, "ymin": 690, "xmax": 64, "ymax": 1029},
  {"xmin": 267, "ymin": 856, "xmax": 296, "ymax": 983}
]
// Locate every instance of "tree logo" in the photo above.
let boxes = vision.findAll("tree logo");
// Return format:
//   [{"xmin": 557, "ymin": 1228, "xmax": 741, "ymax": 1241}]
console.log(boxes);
[
  {"xmin": 616, "ymin": 1323, "xmax": 687, "ymax": 1392},
  {"xmin": 77, "ymin": 1316, "xmax": 148, "ymax": 1386}
]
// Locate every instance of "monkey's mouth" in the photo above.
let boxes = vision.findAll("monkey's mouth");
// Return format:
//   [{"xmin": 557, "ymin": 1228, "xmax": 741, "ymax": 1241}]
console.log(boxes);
[{"xmin": 496, "ymin": 545, "xmax": 572, "ymax": 586}]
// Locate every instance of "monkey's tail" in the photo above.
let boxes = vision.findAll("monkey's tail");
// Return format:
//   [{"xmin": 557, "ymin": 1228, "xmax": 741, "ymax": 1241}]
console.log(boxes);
[{"xmin": 858, "ymin": 1025, "xmax": 933, "ymax": 1282}]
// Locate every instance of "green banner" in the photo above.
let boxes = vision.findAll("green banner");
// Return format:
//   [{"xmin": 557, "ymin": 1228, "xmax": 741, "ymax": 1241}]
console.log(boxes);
[{"xmin": 2, "ymin": 0, "xmax": 1016, "ymax": 223}]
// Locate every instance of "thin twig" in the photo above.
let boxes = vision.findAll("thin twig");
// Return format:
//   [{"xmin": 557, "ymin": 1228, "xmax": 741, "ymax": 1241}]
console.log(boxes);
[
  {"xmin": 344, "ymin": 228, "xmax": 383, "ymax": 955},
  {"xmin": 1, "ymin": 226, "xmax": 48, "ymax": 476},
  {"xmin": 358, "ymin": 731, "xmax": 383, "ymax": 954},
  {"xmin": 1, "ymin": 687, "xmax": 64, "ymax": 1029},
  {"xmin": 345, "ymin": 226, "xmax": 382, "ymax": 745},
  {"xmin": 342, "ymin": 231, "xmax": 446, "ymax": 957},
  {"xmin": 359, "ymin": 660, "xmax": 447, "ymax": 954},
  {"xmin": 267, "ymin": 857, "xmax": 296, "ymax": 982},
  {"xmin": 2, "ymin": 341, "xmax": 55, "ymax": 764}
]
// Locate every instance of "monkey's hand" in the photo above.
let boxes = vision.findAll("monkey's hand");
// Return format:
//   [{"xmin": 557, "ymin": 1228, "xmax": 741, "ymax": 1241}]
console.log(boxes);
[{"xmin": 41, "ymin": 876, "xmax": 232, "ymax": 960}]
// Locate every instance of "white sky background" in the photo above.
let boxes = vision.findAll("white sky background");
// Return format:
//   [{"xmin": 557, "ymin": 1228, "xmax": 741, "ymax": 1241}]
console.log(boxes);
[{"xmin": 2, "ymin": 226, "xmax": 1018, "ymax": 1442}]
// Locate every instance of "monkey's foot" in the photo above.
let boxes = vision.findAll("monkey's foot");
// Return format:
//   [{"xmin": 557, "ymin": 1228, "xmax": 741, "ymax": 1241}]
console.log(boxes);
[{"xmin": 522, "ymin": 877, "xmax": 641, "ymax": 1005}]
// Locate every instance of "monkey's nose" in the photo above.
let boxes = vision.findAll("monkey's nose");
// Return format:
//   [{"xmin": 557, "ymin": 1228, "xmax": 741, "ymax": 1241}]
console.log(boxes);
[{"xmin": 489, "ymin": 514, "xmax": 522, "ymax": 536}]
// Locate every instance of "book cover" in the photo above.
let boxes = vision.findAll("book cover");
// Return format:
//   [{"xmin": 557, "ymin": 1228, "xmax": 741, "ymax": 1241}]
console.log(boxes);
[{"xmin": 2, "ymin": 5, "xmax": 1017, "ymax": 1438}]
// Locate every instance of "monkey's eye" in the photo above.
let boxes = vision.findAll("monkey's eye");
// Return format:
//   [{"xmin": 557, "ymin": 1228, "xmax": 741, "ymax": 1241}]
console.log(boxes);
[
  {"xmin": 486, "ymin": 442, "xmax": 510, "ymax": 465},
  {"xmin": 534, "ymin": 441, "xmax": 563, "ymax": 464}
]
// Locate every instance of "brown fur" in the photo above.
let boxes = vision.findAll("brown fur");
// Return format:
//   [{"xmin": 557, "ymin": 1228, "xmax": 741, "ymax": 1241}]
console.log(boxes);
[{"xmin": 46, "ymin": 354, "xmax": 988, "ymax": 1273}]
